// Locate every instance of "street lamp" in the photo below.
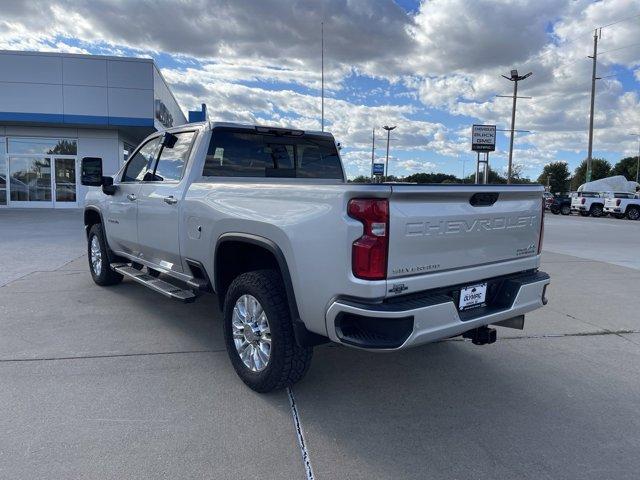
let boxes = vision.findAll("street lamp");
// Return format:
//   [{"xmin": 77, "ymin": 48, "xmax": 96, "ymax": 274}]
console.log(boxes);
[
  {"xmin": 383, "ymin": 125, "xmax": 396, "ymax": 181},
  {"xmin": 630, "ymin": 133, "xmax": 640, "ymax": 184},
  {"xmin": 501, "ymin": 69, "xmax": 532, "ymax": 184}
]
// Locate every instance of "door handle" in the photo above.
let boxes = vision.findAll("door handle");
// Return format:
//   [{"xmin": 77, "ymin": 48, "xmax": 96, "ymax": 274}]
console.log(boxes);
[
  {"xmin": 127, "ymin": 193, "xmax": 137, "ymax": 201},
  {"xmin": 163, "ymin": 195, "xmax": 178, "ymax": 205}
]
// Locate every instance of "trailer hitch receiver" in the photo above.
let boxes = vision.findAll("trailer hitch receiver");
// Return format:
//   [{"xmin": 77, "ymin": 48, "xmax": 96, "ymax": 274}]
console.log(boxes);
[{"xmin": 463, "ymin": 326, "xmax": 497, "ymax": 345}]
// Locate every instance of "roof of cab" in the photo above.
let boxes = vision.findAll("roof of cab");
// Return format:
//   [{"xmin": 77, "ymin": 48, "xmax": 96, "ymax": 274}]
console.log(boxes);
[{"xmin": 207, "ymin": 121, "xmax": 333, "ymax": 137}]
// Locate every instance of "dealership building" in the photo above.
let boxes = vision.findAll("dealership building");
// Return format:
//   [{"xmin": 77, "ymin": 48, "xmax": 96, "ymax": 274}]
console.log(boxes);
[{"xmin": 0, "ymin": 50, "xmax": 199, "ymax": 209}]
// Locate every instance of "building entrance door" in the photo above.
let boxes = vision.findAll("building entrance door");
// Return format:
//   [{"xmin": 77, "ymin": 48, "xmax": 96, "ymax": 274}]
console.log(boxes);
[
  {"xmin": 7, "ymin": 156, "xmax": 77, "ymax": 208},
  {"xmin": 52, "ymin": 157, "xmax": 77, "ymax": 207}
]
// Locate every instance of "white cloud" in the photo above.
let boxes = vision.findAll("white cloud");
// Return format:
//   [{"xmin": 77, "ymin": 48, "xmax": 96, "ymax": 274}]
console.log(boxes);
[{"xmin": 0, "ymin": 0, "xmax": 639, "ymax": 179}]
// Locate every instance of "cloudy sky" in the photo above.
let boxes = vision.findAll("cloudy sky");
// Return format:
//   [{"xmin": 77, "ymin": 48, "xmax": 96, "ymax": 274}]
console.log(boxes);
[{"xmin": 1, "ymin": 0, "xmax": 639, "ymax": 179}]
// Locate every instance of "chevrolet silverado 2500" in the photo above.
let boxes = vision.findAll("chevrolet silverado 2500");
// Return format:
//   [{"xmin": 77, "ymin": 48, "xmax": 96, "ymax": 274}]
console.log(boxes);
[{"xmin": 81, "ymin": 122, "xmax": 550, "ymax": 392}]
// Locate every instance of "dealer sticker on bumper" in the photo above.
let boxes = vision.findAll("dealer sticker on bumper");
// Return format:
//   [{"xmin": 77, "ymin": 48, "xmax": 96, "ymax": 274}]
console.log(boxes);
[{"xmin": 459, "ymin": 283, "xmax": 487, "ymax": 310}]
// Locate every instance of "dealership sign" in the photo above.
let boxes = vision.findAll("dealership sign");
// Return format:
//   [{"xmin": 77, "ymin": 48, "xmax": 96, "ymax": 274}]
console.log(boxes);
[
  {"xmin": 372, "ymin": 163, "xmax": 385, "ymax": 175},
  {"xmin": 471, "ymin": 124, "xmax": 496, "ymax": 152}
]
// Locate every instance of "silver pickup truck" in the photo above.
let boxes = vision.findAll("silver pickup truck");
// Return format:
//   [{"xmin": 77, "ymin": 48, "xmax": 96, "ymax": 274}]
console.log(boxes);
[{"xmin": 81, "ymin": 122, "xmax": 549, "ymax": 392}]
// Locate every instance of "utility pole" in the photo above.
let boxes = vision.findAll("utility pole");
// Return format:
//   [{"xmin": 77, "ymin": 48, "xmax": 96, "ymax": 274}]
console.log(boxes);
[
  {"xmin": 501, "ymin": 69, "xmax": 532, "ymax": 183},
  {"xmin": 321, "ymin": 21, "xmax": 324, "ymax": 132},
  {"xmin": 383, "ymin": 125, "xmax": 396, "ymax": 181},
  {"xmin": 586, "ymin": 29, "xmax": 600, "ymax": 183},
  {"xmin": 631, "ymin": 133, "xmax": 640, "ymax": 184},
  {"xmin": 370, "ymin": 127, "xmax": 375, "ymax": 181}
]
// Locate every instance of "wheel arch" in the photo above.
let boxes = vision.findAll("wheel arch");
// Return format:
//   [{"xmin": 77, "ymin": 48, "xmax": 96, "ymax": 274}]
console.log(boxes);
[
  {"xmin": 214, "ymin": 233, "xmax": 327, "ymax": 347},
  {"xmin": 84, "ymin": 207, "xmax": 103, "ymax": 237}
]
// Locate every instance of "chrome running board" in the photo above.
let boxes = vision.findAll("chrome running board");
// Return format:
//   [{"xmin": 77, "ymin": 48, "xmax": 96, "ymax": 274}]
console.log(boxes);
[{"xmin": 111, "ymin": 263, "xmax": 197, "ymax": 303}]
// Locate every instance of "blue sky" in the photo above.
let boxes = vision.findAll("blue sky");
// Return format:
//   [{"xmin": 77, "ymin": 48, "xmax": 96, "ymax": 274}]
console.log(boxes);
[{"xmin": 1, "ymin": 0, "xmax": 639, "ymax": 180}]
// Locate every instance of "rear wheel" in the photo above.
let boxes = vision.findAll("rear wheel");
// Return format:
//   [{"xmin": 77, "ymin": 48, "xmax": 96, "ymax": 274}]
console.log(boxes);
[
  {"xmin": 627, "ymin": 206, "xmax": 640, "ymax": 221},
  {"xmin": 223, "ymin": 270, "xmax": 313, "ymax": 393},
  {"xmin": 560, "ymin": 205, "xmax": 571, "ymax": 215},
  {"xmin": 590, "ymin": 204, "xmax": 604, "ymax": 217},
  {"xmin": 88, "ymin": 224, "xmax": 123, "ymax": 286}
]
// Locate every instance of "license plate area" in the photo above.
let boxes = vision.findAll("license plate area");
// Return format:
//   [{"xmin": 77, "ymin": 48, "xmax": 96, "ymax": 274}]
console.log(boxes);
[{"xmin": 458, "ymin": 283, "xmax": 487, "ymax": 311}]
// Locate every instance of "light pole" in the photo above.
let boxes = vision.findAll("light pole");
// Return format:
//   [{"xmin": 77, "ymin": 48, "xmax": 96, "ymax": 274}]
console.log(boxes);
[
  {"xmin": 370, "ymin": 127, "xmax": 375, "ymax": 182},
  {"xmin": 630, "ymin": 133, "xmax": 640, "ymax": 184},
  {"xmin": 383, "ymin": 125, "xmax": 396, "ymax": 181},
  {"xmin": 501, "ymin": 69, "xmax": 532, "ymax": 184}
]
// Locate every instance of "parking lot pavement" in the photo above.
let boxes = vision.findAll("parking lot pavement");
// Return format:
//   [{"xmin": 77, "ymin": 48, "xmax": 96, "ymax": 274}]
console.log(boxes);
[
  {"xmin": 0, "ymin": 209, "xmax": 85, "ymax": 286},
  {"xmin": 1, "ymin": 209, "xmax": 639, "ymax": 479},
  {"xmin": 543, "ymin": 213, "xmax": 640, "ymax": 270}
]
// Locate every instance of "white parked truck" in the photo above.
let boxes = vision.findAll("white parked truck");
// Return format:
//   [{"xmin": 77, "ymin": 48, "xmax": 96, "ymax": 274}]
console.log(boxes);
[
  {"xmin": 570, "ymin": 191, "xmax": 605, "ymax": 217},
  {"xmin": 604, "ymin": 194, "xmax": 640, "ymax": 220},
  {"xmin": 81, "ymin": 122, "xmax": 550, "ymax": 392}
]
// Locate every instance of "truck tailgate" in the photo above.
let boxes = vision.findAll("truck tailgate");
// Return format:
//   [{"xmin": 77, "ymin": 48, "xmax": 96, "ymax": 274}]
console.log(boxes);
[{"xmin": 387, "ymin": 185, "xmax": 543, "ymax": 280}]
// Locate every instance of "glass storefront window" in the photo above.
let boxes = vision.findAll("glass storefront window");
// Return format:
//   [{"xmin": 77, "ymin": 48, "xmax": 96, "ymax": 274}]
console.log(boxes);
[
  {"xmin": 9, "ymin": 156, "xmax": 52, "ymax": 202},
  {"xmin": 8, "ymin": 137, "xmax": 77, "ymax": 155}
]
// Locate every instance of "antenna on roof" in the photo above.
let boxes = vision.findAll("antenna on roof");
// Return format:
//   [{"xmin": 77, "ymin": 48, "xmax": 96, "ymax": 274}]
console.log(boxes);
[{"xmin": 321, "ymin": 21, "xmax": 324, "ymax": 132}]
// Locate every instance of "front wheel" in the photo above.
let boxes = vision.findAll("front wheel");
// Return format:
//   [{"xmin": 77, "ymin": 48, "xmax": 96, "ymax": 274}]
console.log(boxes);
[
  {"xmin": 627, "ymin": 207, "xmax": 640, "ymax": 221},
  {"xmin": 560, "ymin": 205, "xmax": 571, "ymax": 215},
  {"xmin": 223, "ymin": 270, "xmax": 313, "ymax": 393},
  {"xmin": 88, "ymin": 224, "xmax": 123, "ymax": 286}
]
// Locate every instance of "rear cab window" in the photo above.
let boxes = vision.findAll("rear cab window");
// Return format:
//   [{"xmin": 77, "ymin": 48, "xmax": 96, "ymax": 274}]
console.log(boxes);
[{"xmin": 202, "ymin": 128, "xmax": 344, "ymax": 180}]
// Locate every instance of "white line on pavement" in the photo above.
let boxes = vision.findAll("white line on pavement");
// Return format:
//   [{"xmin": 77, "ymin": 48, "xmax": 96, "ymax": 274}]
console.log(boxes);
[{"xmin": 287, "ymin": 387, "xmax": 315, "ymax": 480}]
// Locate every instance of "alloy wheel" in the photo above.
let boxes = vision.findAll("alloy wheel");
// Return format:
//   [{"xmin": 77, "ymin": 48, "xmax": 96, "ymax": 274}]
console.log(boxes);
[
  {"xmin": 231, "ymin": 294, "xmax": 272, "ymax": 372},
  {"xmin": 90, "ymin": 235, "xmax": 102, "ymax": 276}
]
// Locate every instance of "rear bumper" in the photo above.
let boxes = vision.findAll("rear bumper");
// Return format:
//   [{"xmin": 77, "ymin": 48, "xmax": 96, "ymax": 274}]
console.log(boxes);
[
  {"xmin": 604, "ymin": 207, "xmax": 620, "ymax": 213},
  {"xmin": 325, "ymin": 271, "xmax": 550, "ymax": 351},
  {"xmin": 571, "ymin": 205, "xmax": 586, "ymax": 211}
]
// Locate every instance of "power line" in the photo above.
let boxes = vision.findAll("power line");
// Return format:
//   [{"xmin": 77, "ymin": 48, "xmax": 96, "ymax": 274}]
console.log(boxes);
[
  {"xmin": 598, "ymin": 12, "xmax": 640, "ymax": 30},
  {"xmin": 598, "ymin": 41, "xmax": 640, "ymax": 56}
]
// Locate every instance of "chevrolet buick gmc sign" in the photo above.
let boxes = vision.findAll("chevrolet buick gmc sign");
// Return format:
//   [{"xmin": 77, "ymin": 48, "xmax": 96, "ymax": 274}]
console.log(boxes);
[{"xmin": 471, "ymin": 124, "xmax": 496, "ymax": 152}]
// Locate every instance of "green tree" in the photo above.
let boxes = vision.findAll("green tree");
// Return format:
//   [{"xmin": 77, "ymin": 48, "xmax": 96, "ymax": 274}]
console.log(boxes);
[
  {"xmin": 349, "ymin": 175, "xmax": 371, "ymax": 183},
  {"xmin": 463, "ymin": 167, "xmax": 507, "ymax": 184},
  {"xmin": 404, "ymin": 172, "xmax": 459, "ymax": 183},
  {"xmin": 570, "ymin": 158, "xmax": 611, "ymax": 190},
  {"xmin": 537, "ymin": 162, "xmax": 570, "ymax": 195},
  {"xmin": 510, "ymin": 164, "xmax": 533, "ymax": 184},
  {"xmin": 612, "ymin": 156, "xmax": 639, "ymax": 182}
]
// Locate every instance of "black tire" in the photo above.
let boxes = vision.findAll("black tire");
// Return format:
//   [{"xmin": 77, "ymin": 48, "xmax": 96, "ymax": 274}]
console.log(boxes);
[
  {"xmin": 223, "ymin": 270, "xmax": 313, "ymax": 393},
  {"xmin": 87, "ymin": 224, "xmax": 123, "ymax": 286},
  {"xmin": 627, "ymin": 206, "xmax": 640, "ymax": 221},
  {"xmin": 550, "ymin": 207, "xmax": 559, "ymax": 215},
  {"xmin": 590, "ymin": 204, "xmax": 604, "ymax": 217},
  {"xmin": 560, "ymin": 205, "xmax": 571, "ymax": 215},
  {"xmin": 614, "ymin": 213, "xmax": 625, "ymax": 219},
  {"xmin": 579, "ymin": 211, "xmax": 590, "ymax": 217}
]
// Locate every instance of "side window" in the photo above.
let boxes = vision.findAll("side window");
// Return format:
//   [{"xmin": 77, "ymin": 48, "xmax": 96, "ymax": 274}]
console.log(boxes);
[
  {"xmin": 122, "ymin": 138, "xmax": 160, "ymax": 182},
  {"xmin": 150, "ymin": 131, "xmax": 196, "ymax": 182}
]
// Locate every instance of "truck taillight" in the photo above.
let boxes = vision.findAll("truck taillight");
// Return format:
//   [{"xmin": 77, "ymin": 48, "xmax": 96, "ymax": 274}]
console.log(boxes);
[
  {"xmin": 538, "ymin": 196, "xmax": 545, "ymax": 255},
  {"xmin": 348, "ymin": 198, "xmax": 389, "ymax": 280},
  {"xmin": 581, "ymin": 197, "xmax": 586, "ymax": 204},
  {"xmin": 616, "ymin": 199, "xmax": 621, "ymax": 206}
]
